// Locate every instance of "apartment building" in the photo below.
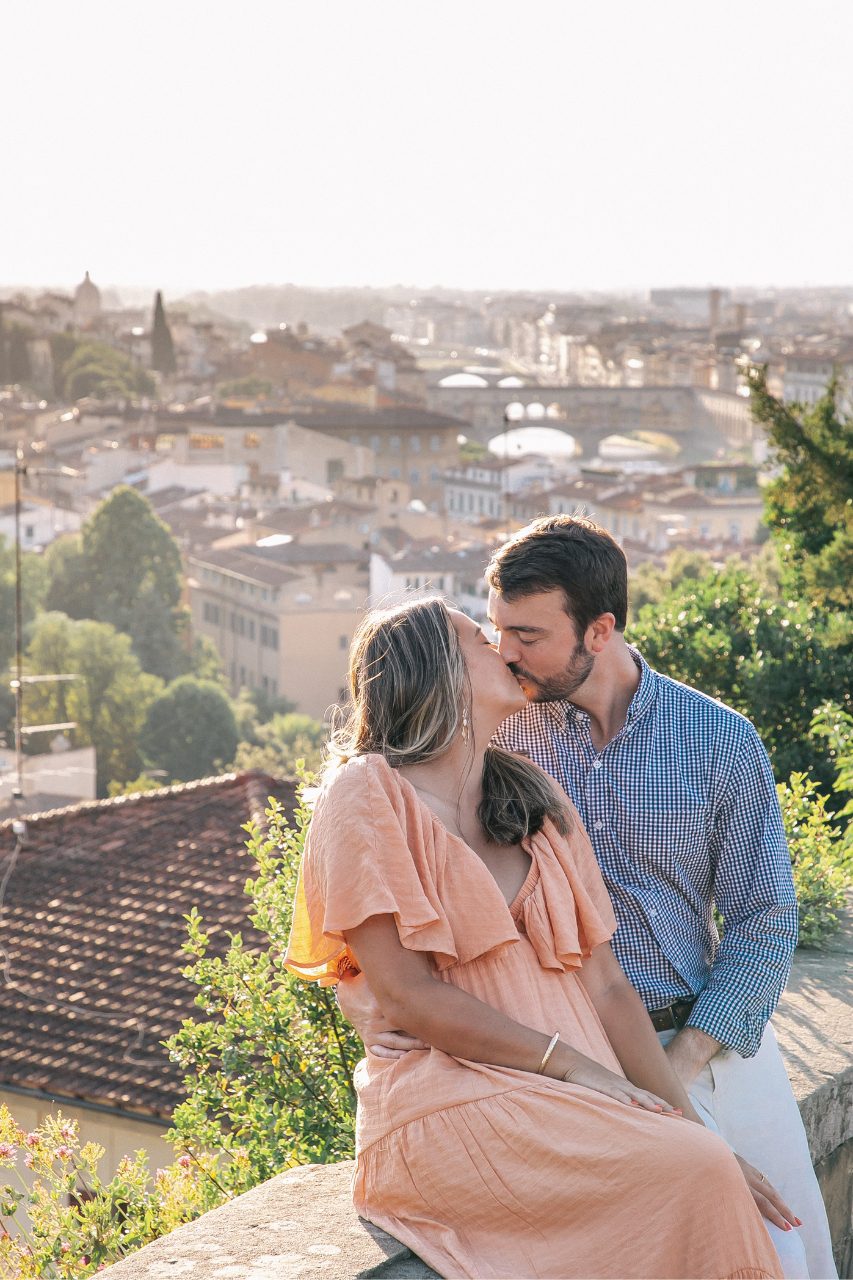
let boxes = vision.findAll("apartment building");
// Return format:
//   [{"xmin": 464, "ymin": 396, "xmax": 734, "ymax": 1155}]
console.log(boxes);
[
  {"xmin": 189, "ymin": 540, "xmax": 368, "ymax": 718},
  {"xmin": 286, "ymin": 406, "xmax": 465, "ymax": 509},
  {"xmin": 369, "ymin": 542, "xmax": 494, "ymax": 622}
]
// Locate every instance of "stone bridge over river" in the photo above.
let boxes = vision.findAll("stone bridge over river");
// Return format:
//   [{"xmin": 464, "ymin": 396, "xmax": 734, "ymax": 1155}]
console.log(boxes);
[{"xmin": 426, "ymin": 382, "xmax": 757, "ymax": 463}]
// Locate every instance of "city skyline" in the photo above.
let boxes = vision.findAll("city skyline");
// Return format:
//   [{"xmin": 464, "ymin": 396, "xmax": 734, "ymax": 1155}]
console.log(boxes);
[{"xmin": 4, "ymin": 0, "xmax": 853, "ymax": 294}]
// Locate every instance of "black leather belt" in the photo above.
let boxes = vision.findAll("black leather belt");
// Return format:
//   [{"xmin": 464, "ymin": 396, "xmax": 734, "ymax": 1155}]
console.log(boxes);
[{"xmin": 648, "ymin": 998, "xmax": 697, "ymax": 1033}]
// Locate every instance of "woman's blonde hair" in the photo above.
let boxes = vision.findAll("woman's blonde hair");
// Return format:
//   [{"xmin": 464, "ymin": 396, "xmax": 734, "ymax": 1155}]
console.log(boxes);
[{"xmin": 328, "ymin": 596, "xmax": 569, "ymax": 845}]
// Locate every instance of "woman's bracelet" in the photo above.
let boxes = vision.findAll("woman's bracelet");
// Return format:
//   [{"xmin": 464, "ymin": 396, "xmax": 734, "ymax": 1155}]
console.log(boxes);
[{"xmin": 537, "ymin": 1031, "xmax": 560, "ymax": 1074}]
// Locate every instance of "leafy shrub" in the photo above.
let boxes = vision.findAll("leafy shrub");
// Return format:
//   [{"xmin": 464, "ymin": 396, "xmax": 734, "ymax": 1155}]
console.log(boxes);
[
  {"xmin": 165, "ymin": 782, "xmax": 358, "ymax": 1183},
  {"xmin": 780, "ymin": 772, "xmax": 850, "ymax": 947},
  {"xmin": 0, "ymin": 1108, "xmax": 218, "ymax": 1278}
]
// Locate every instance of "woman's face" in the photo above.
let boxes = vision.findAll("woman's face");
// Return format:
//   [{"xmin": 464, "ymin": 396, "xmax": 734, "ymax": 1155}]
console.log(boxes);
[{"xmin": 449, "ymin": 609, "xmax": 527, "ymax": 723}]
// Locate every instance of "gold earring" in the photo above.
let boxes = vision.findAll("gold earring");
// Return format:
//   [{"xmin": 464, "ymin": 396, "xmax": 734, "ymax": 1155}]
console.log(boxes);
[{"xmin": 461, "ymin": 707, "xmax": 470, "ymax": 743}]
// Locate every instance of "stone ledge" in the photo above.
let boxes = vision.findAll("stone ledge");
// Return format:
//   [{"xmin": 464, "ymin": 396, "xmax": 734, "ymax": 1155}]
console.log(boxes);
[
  {"xmin": 100, "ymin": 1160, "xmax": 437, "ymax": 1280},
  {"xmin": 103, "ymin": 910, "xmax": 852, "ymax": 1280}
]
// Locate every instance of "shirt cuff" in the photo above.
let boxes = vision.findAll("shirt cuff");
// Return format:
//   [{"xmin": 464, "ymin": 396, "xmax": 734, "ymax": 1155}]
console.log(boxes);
[{"xmin": 685, "ymin": 988, "xmax": 768, "ymax": 1058}]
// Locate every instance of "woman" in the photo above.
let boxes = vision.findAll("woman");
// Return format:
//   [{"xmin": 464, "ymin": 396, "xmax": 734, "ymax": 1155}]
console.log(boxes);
[{"xmin": 285, "ymin": 598, "xmax": 785, "ymax": 1279}]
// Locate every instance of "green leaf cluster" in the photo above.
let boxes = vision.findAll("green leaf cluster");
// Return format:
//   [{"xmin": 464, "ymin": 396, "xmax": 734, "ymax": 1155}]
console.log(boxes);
[
  {"xmin": 140, "ymin": 676, "xmax": 239, "ymax": 783},
  {"xmin": 231, "ymin": 711, "xmax": 327, "ymax": 777},
  {"xmin": 55, "ymin": 339, "xmax": 155, "ymax": 402},
  {"xmin": 629, "ymin": 563, "xmax": 852, "ymax": 791},
  {"xmin": 23, "ymin": 612, "xmax": 163, "ymax": 794},
  {"xmin": 0, "ymin": 1106, "xmax": 221, "ymax": 1279},
  {"xmin": 747, "ymin": 364, "xmax": 853, "ymax": 611},
  {"xmin": 44, "ymin": 487, "xmax": 191, "ymax": 683},
  {"xmin": 165, "ymin": 784, "xmax": 359, "ymax": 1182},
  {"xmin": 779, "ymin": 771, "xmax": 850, "ymax": 947}
]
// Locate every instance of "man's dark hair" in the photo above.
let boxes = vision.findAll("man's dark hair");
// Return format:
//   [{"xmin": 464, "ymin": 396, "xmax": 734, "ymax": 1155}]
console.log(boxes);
[{"xmin": 486, "ymin": 514, "xmax": 629, "ymax": 633}]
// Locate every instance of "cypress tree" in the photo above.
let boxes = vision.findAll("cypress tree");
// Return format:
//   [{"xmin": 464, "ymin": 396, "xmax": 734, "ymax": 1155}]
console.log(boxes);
[{"xmin": 150, "ymin": 290, "xmax": 177, "ymax": 375}]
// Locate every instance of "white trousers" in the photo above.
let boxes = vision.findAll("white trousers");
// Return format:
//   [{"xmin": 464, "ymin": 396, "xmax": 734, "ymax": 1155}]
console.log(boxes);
[{"xmin": 658, "ymin": 1024, "xmax": 837, "ymax": 1280}]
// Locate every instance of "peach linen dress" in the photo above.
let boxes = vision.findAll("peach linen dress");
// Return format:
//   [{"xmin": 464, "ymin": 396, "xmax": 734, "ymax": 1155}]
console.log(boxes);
[{"xmin": 285, "ymin": 754, "xmax": 782, "ymax": 1280}]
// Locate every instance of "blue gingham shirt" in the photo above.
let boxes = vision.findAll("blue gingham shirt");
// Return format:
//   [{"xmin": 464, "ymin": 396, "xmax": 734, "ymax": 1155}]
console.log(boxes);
[{"xmin": 492, "ymin": 648, "xmax": 798, "ymax": 1057}]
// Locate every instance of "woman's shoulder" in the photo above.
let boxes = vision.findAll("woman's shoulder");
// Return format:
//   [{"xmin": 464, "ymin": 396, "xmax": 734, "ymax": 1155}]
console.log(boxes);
[
  {"xmin": 318, "ymin": 752, "xmax": 400, "ymax": 808},
  {"xmin": 323, "ymin": 751, "xmax": 394, "ymax": 783}
]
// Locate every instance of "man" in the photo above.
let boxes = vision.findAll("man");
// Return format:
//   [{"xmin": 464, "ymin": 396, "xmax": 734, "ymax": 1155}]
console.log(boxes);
[
  {"xmin": 340, "ymin": 515, "xmax": 835, "ymax": 1278},
  {"xmin": 483, "ymin": 515, "xmax": 834, "ymax": 1280}
]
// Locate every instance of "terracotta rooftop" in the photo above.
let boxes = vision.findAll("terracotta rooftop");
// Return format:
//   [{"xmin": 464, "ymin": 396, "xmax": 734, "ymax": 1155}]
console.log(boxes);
[{"xmin": 0, "ymin": 771, "xmax": 294, "ymax": 1121}]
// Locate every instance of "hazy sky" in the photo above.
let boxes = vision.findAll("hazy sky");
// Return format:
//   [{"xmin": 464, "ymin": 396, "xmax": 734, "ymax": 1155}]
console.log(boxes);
[{"xmin": 4, "ymin": 0, "xmax": 852, "ymax": 295}]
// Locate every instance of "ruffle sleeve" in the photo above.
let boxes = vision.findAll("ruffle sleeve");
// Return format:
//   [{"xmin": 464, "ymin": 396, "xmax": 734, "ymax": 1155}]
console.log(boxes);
[
  {"xmin": 519, "ymin": 812, "xmax": 618, "ymax": 972},
  {"xmin": 284, "ymin": 755, "xmax": 461, "ymax": 984}
]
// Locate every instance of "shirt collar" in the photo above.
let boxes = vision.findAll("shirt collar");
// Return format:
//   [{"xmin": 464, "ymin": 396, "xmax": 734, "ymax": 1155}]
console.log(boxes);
[{"xmin": 623, "ymin": 645, "xmax": 658, "ymax": 726}]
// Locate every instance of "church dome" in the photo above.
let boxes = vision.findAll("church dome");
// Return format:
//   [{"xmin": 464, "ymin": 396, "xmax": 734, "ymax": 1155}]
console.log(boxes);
[{"xmin": 73, "ymin": 271, "xmax": 101, "ymax": 322}]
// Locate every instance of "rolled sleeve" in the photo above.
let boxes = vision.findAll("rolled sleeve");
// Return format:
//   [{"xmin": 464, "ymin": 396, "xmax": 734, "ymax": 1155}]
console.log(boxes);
[{"xmin": 687, "ymin": 727, "xmax": 798, "ymax": 1056}]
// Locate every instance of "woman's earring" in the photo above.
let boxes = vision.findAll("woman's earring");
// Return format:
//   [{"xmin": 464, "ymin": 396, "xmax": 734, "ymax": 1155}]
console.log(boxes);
[{"xmin": 461, "ymin": 707, "xmax": 470, "ymax": 744}]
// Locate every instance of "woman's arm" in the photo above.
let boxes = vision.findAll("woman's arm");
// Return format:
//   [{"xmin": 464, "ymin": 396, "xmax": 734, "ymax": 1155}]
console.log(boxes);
[
  {"xmin": 576, "ymin": 940, "xmax": 701, "ymax": 1120},
  {"xmin": 344, "ymin": 913, "xmax": 678, "ymax": 1114}
]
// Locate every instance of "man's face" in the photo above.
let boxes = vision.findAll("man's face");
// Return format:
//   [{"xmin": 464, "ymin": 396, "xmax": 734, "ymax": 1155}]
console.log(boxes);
[{"xmin": 487, "ymin": 587, "xmax": 594, "ymax": 702}]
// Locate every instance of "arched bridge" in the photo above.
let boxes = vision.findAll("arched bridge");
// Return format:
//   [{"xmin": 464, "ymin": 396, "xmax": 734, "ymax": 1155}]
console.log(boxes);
[{"xmin": 426, "ymin": 383, "xmax": 755, "ymax": 461}]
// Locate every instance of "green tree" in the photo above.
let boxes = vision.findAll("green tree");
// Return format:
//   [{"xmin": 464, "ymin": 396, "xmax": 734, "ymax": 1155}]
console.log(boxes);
[
  {"xmin": 628, "ymin": 548, "xmax": 716, "ymax": 619},
  {"xmin": 748, "ymin": 365, "xmax": 853, "ymax": 611},
  {"xmin": 232, "ymin": 712, "xmax": 327, "ymax": 777},
  {"xmin": 24, "ymin": 612, "xmax": 162, "ymax": 794},
  {"xmin": 189, "ymin": 633, "xmax": 226, "ymax": 684},
  {"xmin": 140, "ymin": 676, "xmax": 239, "ymax": 782},
  {"xmin": 150, "ymin": 291, "xmax": 177, "ymax": 375},
  {"xmin": 42, "ymin": 533, "xmax": 93, "ymax": 618},
  {"xmin": 59, "ymin": 341, "xmax": 155, "ymax": 402},
  {"xmin": 44, "ymin": 488, "xmax": 191, "ymax": 681},
  {"xmin": 0, "ymin": 535, "xmax": 50, "ymax": 676},
  {"xmin": 8, "ymin": 325, "xmax": 33, "ymax": 386},
  {"xmin": 629, "ymin": 563, "xmax": 853, "ymax": 790}
]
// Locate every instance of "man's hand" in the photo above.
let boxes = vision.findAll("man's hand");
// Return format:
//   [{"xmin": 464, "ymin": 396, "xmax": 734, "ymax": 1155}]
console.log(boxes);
[
  {"xmin": 336, "ymin": 971, "xmax": 429, "ymax": 1059},
  {"xmin": 663, "ymin": 1025, "xmax": 720, "ymax": 1088}
]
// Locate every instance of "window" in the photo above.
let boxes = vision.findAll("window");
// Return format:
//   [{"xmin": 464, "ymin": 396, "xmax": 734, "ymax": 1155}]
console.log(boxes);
[
  {"xmin": 409, "ymin": 468, "xmax": 420, "ymax": 485},
  {"xmin": 243, "ymin": 432, "xmax": 261, "ymax": 449},
  {"xmin": 429, "ymin": 435, "xmax": 441, "ymax": 453},
  {"xmin": 410, "ymin": 435, "xmax": 421, "ymax": 453},
  {"xmin": 339, "ymin": 634, "xmax": 348, "ymax": 650},
  {"xmin": 369, "ymin": 434, "xmax": 381, "ymax": 452},
  {"xmin": 248, "ymin": 619, "xmax": 255, "ymax": 640},
  {"xmin": 389, "ymin": 435, "xmax": 401, "ymax": 452},
  {"xmin": 260, "ymin": 624, "xmax": 279, "ymax": 650},
  {"xmin": 189, "ymin": 433, "xmax": 225, "ymax": 450},
  {"xmin": 239, "ymin": 665, "xmax": 246, "ymax": 684}
]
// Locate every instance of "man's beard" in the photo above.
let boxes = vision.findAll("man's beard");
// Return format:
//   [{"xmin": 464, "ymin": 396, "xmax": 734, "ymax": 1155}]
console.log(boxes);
[{"xmin": 510, "ymin": 639, "xmax": 594, "ymax": 703}]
